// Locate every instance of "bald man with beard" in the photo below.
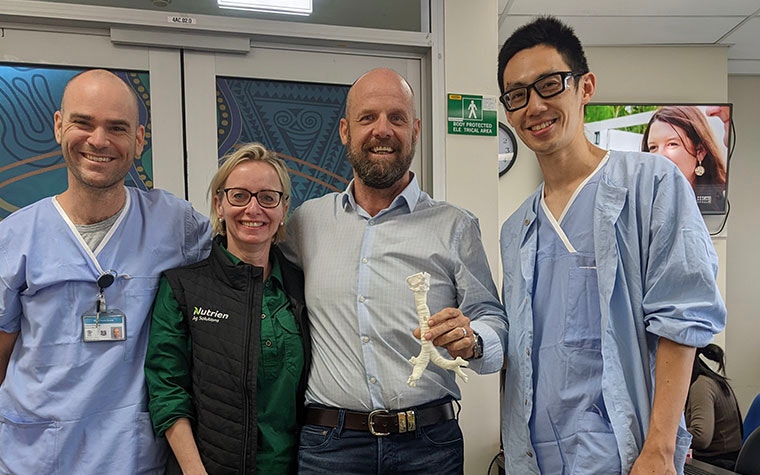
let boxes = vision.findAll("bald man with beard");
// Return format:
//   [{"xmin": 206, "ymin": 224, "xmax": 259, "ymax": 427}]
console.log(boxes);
[{"xmin": 281, "ymin": 68, "xmax": 508, "ymax": 475}]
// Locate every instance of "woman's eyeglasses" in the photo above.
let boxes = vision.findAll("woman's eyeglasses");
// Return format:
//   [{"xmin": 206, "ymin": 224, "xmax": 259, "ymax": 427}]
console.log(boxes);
[{"xmin": 220, "ymin": 188, "xmax": 285, "ymax": 208}]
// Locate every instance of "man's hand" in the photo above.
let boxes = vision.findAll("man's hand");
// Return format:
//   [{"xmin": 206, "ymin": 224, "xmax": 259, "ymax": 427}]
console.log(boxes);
[
  {"xmin": 630, "ymin": 446, "xmax": 677, "ymax": 475},
  {"xmin": 413, "ymin": 308, "xmax": 475, "ymax": 359},
  {"xmin": 630, "ymin": 338, "xmax": 694, "ymax": 474}
]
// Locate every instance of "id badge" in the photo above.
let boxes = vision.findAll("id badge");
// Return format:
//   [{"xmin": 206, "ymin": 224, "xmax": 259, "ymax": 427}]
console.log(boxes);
[{"xmin": 82, "ymin": 310, "xmax": 127, "ymax": 342}]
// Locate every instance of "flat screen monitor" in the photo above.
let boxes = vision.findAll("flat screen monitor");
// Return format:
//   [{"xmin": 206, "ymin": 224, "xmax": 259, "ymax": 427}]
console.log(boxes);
[{"xmin": 584, "ymin": 103, "xmax": 733, "ymax": 215}]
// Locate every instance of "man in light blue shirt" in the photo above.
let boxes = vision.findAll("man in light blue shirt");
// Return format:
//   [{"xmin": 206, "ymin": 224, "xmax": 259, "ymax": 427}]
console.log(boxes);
[
  {"xmin": 281, "ymin": 68, "xmax": 508, "ymax": 474},
  {"xmin": 496, "ymin": 17, "xmax": 725, "ymax": 475}
]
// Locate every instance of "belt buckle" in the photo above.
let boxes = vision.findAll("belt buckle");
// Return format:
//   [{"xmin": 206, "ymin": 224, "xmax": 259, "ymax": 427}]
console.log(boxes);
[
  {"xmin": 397, "ymin": 410, "xmax": 416, "ymax": 433},
  {"xmin": 368, "ymin": 409, "xmax": 390, "ymax": 436}
]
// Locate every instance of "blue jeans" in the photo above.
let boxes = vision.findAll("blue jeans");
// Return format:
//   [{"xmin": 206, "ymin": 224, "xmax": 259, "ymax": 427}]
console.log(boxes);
[{"xmin": 298, "ymin": 411, "xmax": 464, "ymax": 474}]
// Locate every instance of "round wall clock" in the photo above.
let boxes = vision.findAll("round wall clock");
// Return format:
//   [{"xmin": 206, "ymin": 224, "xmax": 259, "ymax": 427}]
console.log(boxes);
[{"xmin": 498, "ymin": 122, "xmax": 518, "ymax": 176}]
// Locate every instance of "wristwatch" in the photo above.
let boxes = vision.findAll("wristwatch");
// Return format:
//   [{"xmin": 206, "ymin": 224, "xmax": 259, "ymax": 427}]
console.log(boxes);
[{"xmin": 469, "ymin": 331, "xmax": 484, "ymax": 360}]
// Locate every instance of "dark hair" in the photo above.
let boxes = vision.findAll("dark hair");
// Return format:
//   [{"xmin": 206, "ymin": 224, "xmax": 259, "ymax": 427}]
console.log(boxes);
[
  {"xmin": 497, "ymin": 16, "xmax": 589, "ymax": 94},
  {"xmin": 641, "ymin": 105, "xmax": 727, "ymax": 186},
  {"xmin": 692, "ymin": 343, "xmax": 732, "ymax": 397}
]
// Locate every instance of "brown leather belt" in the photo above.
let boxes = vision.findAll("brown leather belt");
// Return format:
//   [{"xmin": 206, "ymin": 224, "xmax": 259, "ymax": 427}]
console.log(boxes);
[{"xmin": 304, "ymin": 401, "xmax": 455, "ymax": 436}]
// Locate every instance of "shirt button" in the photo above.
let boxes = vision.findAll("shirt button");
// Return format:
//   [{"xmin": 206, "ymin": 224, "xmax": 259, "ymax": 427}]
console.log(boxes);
[
  {"xmin": 265, "ymin": 339, "xmax": 272, "ymax": 347},
  {"xmin": 524, "ymin": 399, "xmax": 528, "ymax": 406},
  {"xmin": 523, "ymin": 219, "xmax": 530, "ymax": 226},
  {"xmin": 370, "ymin": 377, "xmax": 377, "ymax": 384},
  {"xmin": 362, "ymin": 336, "xmax": 369, "ymax": 343},
  {"xmin": 526, "ymin": 450, "xmax": 534, "ymax": 458},
  {"xmin": 261, "ymin": 313, "xmax": 266, "ymax": 319},
  {"xmin": 359, "ymin": 296, "xmax": 366, "ymax": 303},
  {"xmin": 362, "ymin": 258, "xmax": 368, "ymax": 264},
  {"xmin": 526, "ymin": 348, "xmax": 530, "ymax": 356},
  {"xmin": 369, "ymin": 220, "xmax": 375, "ymax": 226}
]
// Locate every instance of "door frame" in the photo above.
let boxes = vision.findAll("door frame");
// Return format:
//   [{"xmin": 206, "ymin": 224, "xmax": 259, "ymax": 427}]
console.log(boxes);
[
  {"xmin": 182, "ymin": 47, "xmax": 422, "ymax": 210},
  {"xmin": 0, "ymin": 0, "xmax": 447, "ymax": 201},
  {"xmin": 0, "ymin": 24, "xmax": 186, "ymax": 198}
]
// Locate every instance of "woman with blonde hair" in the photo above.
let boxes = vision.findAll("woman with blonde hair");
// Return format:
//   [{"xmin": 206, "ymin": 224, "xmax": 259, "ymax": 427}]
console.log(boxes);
[{"xmin": 146, "ymin": 142, "xmax": 309, "ymax": 474}]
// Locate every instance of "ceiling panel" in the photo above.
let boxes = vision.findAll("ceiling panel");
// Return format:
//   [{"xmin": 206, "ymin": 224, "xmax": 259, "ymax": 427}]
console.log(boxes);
[
  {"xmin": 504, "ymin": 0, "xmax": 760, "ymax": 17},
  {"xmin": 498, "ymin": 0, "xmax": 760, "ymax": 75},
  {"xmin": 723, "ymin": 17, "xmax": 760, "ymax": 59},
  {"xmin": 728, "ymin": 60, "xmax": 760, "ymax": 75},
  {"xmin": 499, "ymin": 16, "xmax": 744, "ymax": 46}
]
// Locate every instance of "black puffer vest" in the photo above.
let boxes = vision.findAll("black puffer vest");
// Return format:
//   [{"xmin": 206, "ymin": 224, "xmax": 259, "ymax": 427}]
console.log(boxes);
[{"xmin": 164, "ymin": 235, "xmax": 309, "ymax": 474}]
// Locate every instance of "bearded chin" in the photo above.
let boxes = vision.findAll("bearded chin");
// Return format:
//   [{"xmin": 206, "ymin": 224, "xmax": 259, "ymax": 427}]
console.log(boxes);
[
  {"xmin": 347, "ymin": 137, "xmax": 417, "ymax": 190},
  {"xmin": 354, "ymin": 160, "xmax": 409, "ymax": 189}
]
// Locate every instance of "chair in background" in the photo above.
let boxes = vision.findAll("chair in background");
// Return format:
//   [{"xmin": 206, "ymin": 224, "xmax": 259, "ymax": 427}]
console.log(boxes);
[
  {"xmin": 743, "ymin": 393, "xmax": 760, "ymax": 443},
  {"xmin": 735, "ymin": 425, "xmax": 760, "ymax": 475},
  {"xmin": 742, "ymin": 394, "xmax": 760, "ymax": 443}
]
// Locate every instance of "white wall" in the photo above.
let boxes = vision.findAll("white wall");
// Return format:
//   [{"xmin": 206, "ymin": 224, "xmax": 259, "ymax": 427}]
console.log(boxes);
[
  {"xmin": 442, "ymin": 2, "xmax": 503, "ymax": 474},
  {"xmin": 726, "ymin": 75, "xmax": 760, "ymax": 415}
]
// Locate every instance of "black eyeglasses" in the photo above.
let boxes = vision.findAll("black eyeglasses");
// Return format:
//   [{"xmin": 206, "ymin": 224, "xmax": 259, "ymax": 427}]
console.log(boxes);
[
  {"xmin": 220, "ymin": 188, "xmax": 286, "ymax": 208},
  {"xmin": 499, "ymin": 71, "xmax": 586, "ymax": 112}
]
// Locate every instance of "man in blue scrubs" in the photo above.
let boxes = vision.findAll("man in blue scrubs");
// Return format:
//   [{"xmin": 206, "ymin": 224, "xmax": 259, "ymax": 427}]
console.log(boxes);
[
  {"xmin": 496, "ymin": 17, "xmax": 726, "ymax": 474},
  {"xmin": 0, "ymin": 69, "xmax": 210, "ymax": 473}
]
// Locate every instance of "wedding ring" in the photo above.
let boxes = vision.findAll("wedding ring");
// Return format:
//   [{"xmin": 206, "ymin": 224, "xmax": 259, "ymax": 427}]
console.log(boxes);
[{"xmin": 461, "ymin": 327, "xmax": 468, "ymax": 339}]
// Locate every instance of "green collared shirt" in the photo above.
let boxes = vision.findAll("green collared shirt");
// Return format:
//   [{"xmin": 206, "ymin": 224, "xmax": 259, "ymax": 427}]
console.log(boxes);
[
  {"xmin": 221, "ymin": 246, "xmax": 304, "ymax": 474},
  {"xmin": 147, "ymin": 245, "xmax": 303, "ymax": 473}
]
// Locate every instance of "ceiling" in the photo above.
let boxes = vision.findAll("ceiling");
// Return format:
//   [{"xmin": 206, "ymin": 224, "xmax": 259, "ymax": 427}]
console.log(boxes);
[
  {"xmin": 23, "ymin": 0, "xmax": 760, "ymax": 75},
  {"xmin": 498, "ymin": 0, "xmax": 760, "ymax": 75}
]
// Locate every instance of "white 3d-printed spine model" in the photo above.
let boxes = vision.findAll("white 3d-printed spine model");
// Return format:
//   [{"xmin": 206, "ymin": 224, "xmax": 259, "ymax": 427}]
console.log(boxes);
[{"xmin": 406, "ymin": 271, "xmax": 469, "ymax": 387}]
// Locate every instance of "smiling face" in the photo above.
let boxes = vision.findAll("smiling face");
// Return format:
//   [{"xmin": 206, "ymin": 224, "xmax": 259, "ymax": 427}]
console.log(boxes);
[
  {"xmin": 646, "ymin": 120, "xmax": 704, "ymax": 184},
  {"xmin": 502, "ymin": 44, "xmax": 593, "ymax": 158},
  {"xmin": 214, "ymin": 161, "xmax": 287, "ymax": 258},
  {"xmin": 54, "ymin": 70, "xmax": 144, "ymax": 193},
  {"xmin": 340, "ymin": 68, "xmax": 420, "ymax": 189}
]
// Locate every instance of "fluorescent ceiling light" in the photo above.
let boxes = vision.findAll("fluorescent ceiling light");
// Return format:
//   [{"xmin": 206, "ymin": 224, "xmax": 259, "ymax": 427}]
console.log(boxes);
[{"xmin": 217, "ymin": 0, "xmax": 312, "ymax": 15}]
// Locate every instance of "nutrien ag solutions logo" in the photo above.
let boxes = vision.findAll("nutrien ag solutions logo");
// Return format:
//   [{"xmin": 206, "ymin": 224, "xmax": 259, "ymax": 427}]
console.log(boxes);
[{"xmin": 192, "ymin": 306, "xmax": 230, "ymax": 323}]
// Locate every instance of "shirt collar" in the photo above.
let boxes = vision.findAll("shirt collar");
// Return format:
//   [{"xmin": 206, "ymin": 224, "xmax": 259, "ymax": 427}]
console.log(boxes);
[
  {"xmin": 268, "ymin": 254, "xmax": 284, "ymax": 289},
  {"xmin": 340, "ymin": 172, "xmax": 421, "ymax": 214},
  {"xmin": 219, "ymin": 241, "xmax": 284, "ymax": 288}
]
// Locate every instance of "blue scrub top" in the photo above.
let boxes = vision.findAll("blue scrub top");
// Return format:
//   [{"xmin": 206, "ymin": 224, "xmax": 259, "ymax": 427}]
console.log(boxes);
[
  {"xmin": 0, "ymin": 187, "xmax": 211, "ymax": 474},
  {"xmin": 530, "ymin": 156, "xmax": 622, "ymax": 473}
]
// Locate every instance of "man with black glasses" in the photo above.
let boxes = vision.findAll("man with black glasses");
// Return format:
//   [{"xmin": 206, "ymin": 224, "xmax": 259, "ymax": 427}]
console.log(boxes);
[{"xmin": 496, "ymin": 16, "xmax": 726, "ymax": 475}]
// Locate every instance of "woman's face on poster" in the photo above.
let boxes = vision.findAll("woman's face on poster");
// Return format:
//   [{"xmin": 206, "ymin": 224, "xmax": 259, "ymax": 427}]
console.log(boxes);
[{"xmin": 646, "ymin": 119, "xmax": 705, "ymax": 185}]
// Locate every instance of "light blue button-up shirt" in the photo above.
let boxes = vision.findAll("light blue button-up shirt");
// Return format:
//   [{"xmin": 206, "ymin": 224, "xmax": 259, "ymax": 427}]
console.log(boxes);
[
  {"xmin": 282, "ymin": 174, "xmax": 507, "ymax": 411},
  {"xmin": 500, "ymin": 151, "xmax": 726, "ymax": 474}
]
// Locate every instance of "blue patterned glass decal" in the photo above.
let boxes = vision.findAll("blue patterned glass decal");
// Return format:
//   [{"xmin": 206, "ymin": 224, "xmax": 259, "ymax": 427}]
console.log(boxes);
[
  {"xmin": 216, "ymin": 77, "xmax": 351, "ymax": 211},
  {"xmin": 0, "ymin": 65, "xmax": 153, "ymax": 221}
]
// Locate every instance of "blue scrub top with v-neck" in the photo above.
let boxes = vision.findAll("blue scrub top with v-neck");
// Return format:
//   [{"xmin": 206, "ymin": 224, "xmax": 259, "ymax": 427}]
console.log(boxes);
[{"xmin": 530, "ymin": 155, "xmax": 622, "ymax": 474}]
